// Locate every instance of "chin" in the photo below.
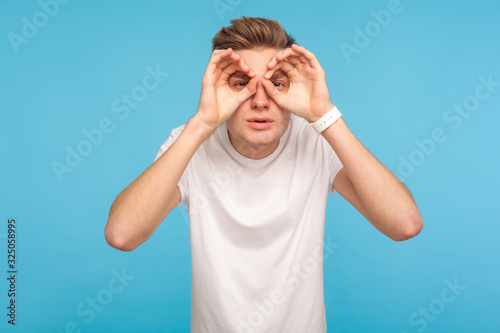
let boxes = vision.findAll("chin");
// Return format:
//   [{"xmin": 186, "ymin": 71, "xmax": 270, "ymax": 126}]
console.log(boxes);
[
  {"xmin": 226, "ymin": 112, "xmax": 291, "ymax": 154},
  {"xmin": 230, "ymin": 127, "xmax": 277, "ymax": 146},
  {"xmin": 244, "ymin": 130, "xmax": 281, "ymax": 146}
]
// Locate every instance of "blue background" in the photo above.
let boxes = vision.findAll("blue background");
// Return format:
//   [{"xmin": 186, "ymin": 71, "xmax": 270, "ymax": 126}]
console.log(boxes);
[{"xmin": 1, "ymin": 0, "xmax": 499, "ymax": 332}]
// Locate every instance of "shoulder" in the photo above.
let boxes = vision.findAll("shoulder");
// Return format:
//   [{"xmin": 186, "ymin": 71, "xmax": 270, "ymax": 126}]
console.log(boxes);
[
  {"xmin": 288, "ymin": 114, "xmax": 341, "ymax": 161},
  {"xmin": 169, "ymin": 124, "xmax": 187, "ymax": 139},
  {"xmin": 161, "ymin": 124, "xmax": 187, "ymax": 148},
  {"xmin": 289, "ymin": 114, "xmax": 322, "ymax": 142},
  {"xmin": 154, "ymin": 124, "xmax": 186, "ymax": 161}
]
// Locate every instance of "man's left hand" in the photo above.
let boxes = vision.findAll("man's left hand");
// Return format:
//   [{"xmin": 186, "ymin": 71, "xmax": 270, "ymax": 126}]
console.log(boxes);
[{"xmin": 262, "ymin": 44, "xmax": 334, "ymax": 123}]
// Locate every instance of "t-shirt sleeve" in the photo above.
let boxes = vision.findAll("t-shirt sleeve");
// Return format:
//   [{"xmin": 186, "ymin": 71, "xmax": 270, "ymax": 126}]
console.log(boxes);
[
  {"xmin": 328, "ymin": 148, "xmax": 344, "ymax": 195},
  {"xmin": 153, "ymin": 125, "xmax": 189, "ymax": 206},
  {"xmin": 298, "ymin": 115, "xmax": 344, "ymax": 195}
]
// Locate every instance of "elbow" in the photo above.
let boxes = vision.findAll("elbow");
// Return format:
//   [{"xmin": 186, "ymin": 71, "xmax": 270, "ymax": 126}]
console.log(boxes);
[
  {"xmin": 105, "ymin": 223, "xmax": 139, "ymax": 252},
  {"xmin": 105, "ymin": 202, "xmax": 142, "ymax": 251},
  {"xmin": 391, "ymin": 212, "xmax": 424, "ymax": 242}
]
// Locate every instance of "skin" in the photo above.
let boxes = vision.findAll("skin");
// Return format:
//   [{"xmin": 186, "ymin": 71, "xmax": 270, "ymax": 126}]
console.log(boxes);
[
  {"xmin": 105, "ymin": 44, "xmax": 423, "ymax": 251},
  {"xmin": 225, "ymin": 48, "xmax": 291, "ymax": 159}
]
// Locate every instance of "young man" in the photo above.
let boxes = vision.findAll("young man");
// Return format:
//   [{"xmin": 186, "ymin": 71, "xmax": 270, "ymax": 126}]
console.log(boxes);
[{"xmin": 105, "ymin": 17, "xmax": 423, "ymax": 332}]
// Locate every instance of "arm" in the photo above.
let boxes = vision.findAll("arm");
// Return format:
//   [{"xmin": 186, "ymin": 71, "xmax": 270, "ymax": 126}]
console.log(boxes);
[
  {"xmin": 325, "ymin": 118, "xmax": 422, "ymax": 241},
  {"xmin": 105, "ymin": 48, "xmax": 257, "ymax": 251},
  {"xmin": 262, "ymin": 44, "xmax": 423, "ymax": 241},
  {"xmin": 105, "ymin": 117, "xmax": 212, "ymax": 251}
]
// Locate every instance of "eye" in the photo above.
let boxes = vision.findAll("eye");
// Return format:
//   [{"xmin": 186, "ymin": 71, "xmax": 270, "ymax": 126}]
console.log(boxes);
[
  {"xmin": 229, "ymin": 78, "xmax": 249, "ymax": 92},
  {"xmin": 233, "ymin": 81, "xmax": 249, "ymax": 89},
  {"xmin": 273, "ymin": 81, "xmax": 287, "ymax": 89}
]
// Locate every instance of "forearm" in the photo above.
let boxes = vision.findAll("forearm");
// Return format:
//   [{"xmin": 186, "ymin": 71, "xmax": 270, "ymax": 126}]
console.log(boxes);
[
  {"xmin": 105, "ymin": 47, "xmax": 256, "ymax": 251},
  {"xmin": 261, "ymin": 44, "xmax": 422, "ymax": 239},
  {"xmin": 105, "ymin": 116, "xmax": 214, "ymax": 251},
  {"xmin": 323, "ymin": 117, "xmax": 423, "ymax": 240}
]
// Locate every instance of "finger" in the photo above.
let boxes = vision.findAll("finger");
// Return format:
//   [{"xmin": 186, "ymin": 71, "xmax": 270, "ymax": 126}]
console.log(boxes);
[
  {"xmin": 279, "ymin": 52, "xmax": 311, "ymax": 68},
  {"xmin": 213, "ymin": 55, "xmax": 256, "ymax": 80},
  {"xmin": 218, "ymin": 57, "xmax": 237, "ymax": 71},
  {"xmin": 276, "ymin": 48, "xmax": 304, "ymax": 61},
  {"xmin": 216, "ymin": 52, "xmax": 242, "ymax": 69},
  {"xmin": 264, "ymin": 61, "xmax": 296, "ymax": 79},
  {"xmin": 211, "ymin": 48, "xmax": 234, "ymax": 63},
  {"xmin": 261, "ymin": 78, "xmax": 285, "ymax": 106},
  {"xmin": 242, "ymin": 75, "xmax": 258, "ymax": 96},
  {"xmin": 273, "ymin": 45, "xmax": 320, "ymax": 69},
  {"xmin": 267, "ymin": 49, "xmax": 310, "ymax": 72},
  {"xmin": 267, "ymin": 48, "xmax": 292, "ymax": 69},
  {"xmin": 220, "ymin": 63, "xmax": 243, "ymax": 77},
  {"xmin": 298, "ymin": 55, "xmax": 308, "ymax": 64},
  {"xmin": 291, "ymin": 44, "xmax": 321, "ymax": 69},
  {"xmin": 219, "ymin": 52, "xmax": 246, "ymax": 69},
  {"xmin": 231, "ymin": 76, "xmax": 258, "ymax": 112},
  {"xmin": 232, "ymin": 52, "xmax": 255, "ymax": 77},
  {"xmin": 261, "ymin": 77, "xmax": 277, "ymax": 95},
  {"xmin": 282, "ymin": 56, "xmax": 303, "ymax": 67},
  {"xmin": 211, "ymin": 48, "xmax": 232, "ymax": 57},
  {"xmin": 205, "ymin": 48, "xmax": 234, "ymax": 76},
  {"xmin": 221, "ymin": 56, "xmax": 256, "ymax": 78},
  {"xmin": 210, "ymin": 49, "xmax": 250, "ymax": 75},
  {"xmin": 221, "ymin": 62, "xmax": 255, "ymax": 81}
]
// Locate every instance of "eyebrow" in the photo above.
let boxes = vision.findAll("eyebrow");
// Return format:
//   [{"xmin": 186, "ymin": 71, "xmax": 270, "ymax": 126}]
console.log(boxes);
[
  {"xmin": 229, "ymin": 71, "xmax": 250, "ymax": 80},
  {"xmin": 229, "ymin": 69, "xmax": 289, "ymax": 80},
  {"xmin": 270, "ymin": 69, "xmax": 288, "ymax": 80}
]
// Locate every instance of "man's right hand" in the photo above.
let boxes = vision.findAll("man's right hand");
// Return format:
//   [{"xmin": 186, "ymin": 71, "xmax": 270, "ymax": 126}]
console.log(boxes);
[{"xmin": 195, "ymin": 48, "xmax": 257, "ymax": 130}]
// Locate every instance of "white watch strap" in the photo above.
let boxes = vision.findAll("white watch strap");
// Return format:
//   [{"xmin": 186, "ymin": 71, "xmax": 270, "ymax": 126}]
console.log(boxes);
[{"xmin": 310, "ymin": 106, "xmax": 342, "ymax": 133}]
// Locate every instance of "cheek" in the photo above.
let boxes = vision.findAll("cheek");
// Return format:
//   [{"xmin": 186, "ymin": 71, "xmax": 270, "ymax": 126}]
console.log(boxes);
[
  {"xmin": 279, "ymin": 110, "xmax": 291, "ymax": 124},
  {"xmin": 226, "ymin": 108, "xmax": 242, "ymax": 125},
  {"xmin": 226, "ymin": 111, "xmax": 248, "ymax": 137}
]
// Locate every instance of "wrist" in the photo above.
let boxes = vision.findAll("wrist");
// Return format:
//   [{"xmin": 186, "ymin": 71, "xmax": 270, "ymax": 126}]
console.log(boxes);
[
  {"xmin": 307, "ymin": 103, "xmax": 336, "ymax": 123},
  {"xmin": 310, "ymin": 105, "xmax": 342, "ymax": 134},
  {"xmin": 188, "ymin": 114, "xmax": 219, "ymax": 139}
]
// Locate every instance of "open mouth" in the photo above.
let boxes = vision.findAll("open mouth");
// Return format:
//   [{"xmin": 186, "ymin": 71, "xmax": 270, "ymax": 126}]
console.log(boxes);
[
  {"xmin": 248, "ymin": 118, "xmax": 274, "ymax": 129},
  {"xmin": 248, "ymin": 117, "xmax": 273, "ymax": 123}
]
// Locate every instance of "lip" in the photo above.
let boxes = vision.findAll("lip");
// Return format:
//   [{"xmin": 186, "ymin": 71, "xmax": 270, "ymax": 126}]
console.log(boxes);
[{"xmin": 247, "ymin": 117, "xmax": 274, "ymax": 129}]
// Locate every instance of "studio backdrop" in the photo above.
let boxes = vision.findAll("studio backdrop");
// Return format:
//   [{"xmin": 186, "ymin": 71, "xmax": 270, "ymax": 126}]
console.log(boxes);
[{"xmin": 1, "ymin": 0, "xmax": 499, "ymax": 332}]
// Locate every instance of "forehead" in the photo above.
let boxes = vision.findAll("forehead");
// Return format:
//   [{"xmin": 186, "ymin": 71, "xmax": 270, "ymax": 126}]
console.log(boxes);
[{"xmin": 236, "ymin": 48, "xmax": 283, "ymax": 72}]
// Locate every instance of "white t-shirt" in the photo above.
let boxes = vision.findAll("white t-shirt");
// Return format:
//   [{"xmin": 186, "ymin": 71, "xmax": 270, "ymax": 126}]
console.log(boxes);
[{"xmin": 155, "ymin": 114, "xmax": 343, "ymax": 332}]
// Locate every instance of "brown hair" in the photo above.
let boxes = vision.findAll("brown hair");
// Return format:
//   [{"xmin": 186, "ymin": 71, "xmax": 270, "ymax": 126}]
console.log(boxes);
[{"xmin": 212, "ymin": 17, "xmax": 296, "ymax": 51}]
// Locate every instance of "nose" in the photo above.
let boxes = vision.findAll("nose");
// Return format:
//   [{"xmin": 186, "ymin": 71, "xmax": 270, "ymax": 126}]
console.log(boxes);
[{"xmin": 250, "ymin": 80, "xmax": 270, "ymax": 110}]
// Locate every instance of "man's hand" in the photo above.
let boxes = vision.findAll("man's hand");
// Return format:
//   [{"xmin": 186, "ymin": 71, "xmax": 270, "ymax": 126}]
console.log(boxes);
[
  {"xmin": 262, "ymin": 44, "xmax": 334, "ymax": 123},
  {"xmin": 196, "ymin": 48, "xmax": 258, "ymax": 131}
]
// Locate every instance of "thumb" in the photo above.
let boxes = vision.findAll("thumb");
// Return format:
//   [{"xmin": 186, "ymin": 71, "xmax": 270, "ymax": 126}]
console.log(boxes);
[
  {"xmin": 262, "ymin": 78, "xmax": 285, "ymax": 107},
  {"xmin": 243, "ymin": 75, "xmax": 258, "ymax": 97},
  {"xmin": 234, "ymin": 75, "xmax": 258, "ymax": 105}
]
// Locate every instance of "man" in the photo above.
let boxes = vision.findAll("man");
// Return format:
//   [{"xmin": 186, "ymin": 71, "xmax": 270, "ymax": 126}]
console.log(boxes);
[{"xmin": 105, "ymin": 17, "xmax": 423, "ymax": 332}]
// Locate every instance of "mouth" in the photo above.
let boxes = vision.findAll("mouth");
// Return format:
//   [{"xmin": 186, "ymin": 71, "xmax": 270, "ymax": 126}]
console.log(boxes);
[{"xmin": 247, "ymin": 117, "xmax": 274, "ymax": 129}]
